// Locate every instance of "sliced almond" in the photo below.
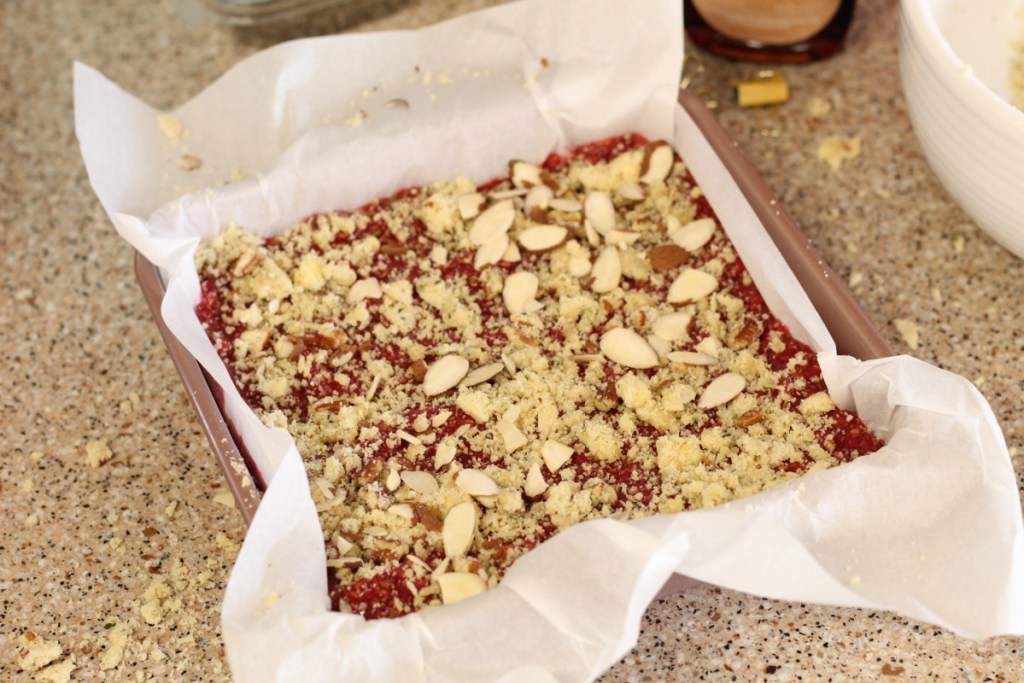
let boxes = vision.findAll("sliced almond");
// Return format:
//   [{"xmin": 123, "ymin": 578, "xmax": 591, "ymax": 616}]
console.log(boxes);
[
  {"xmin": 549, "ymin": 197, "xmax": 582, "ymax": 213},
  {"xmin": 698, "ymin": 372, "xmax": 746, "ymax": 409},
  {"xmin": 569, "ymin": 256, "xmax": 592, "ymax": 278},
  {"xmin": 474, "ymin": 233, "xmax": 509, "ymax": 269},
  {"xmin": 647, "ymin": 334, "xmax": 671, "ymax": 358},
  {"xmin": 523, "ymin": 462, "xmax": 548, "ymax": 498},
  {"xmin": 669, "ymin": 218, "xmax": 716, "ymax": 252},
  {"xmin": 401, "ymin": 470, "xmax": 439, "ymax": 495},
  {"xmin": 441, "ymin": 501, "xmax": 477, "ymax": 558},
  {"xmin": 488, "ymin": 187, "xmax": 530, "ymax": 200},
  {"xmin": 605, "ymin": 230, "xmax": 641, "ymax": 248},
  {"xmin": 334, "ymin": 534, "xmax": 354, "ymax": 556},
  {"xmin": 409, "ymin": 359, "xmax": 429, "ymax": 382},
  {"xmin": 599, "ymin": 328, "xmax": 660, "ymax": 369},
  {"xmin": 617, "ymin": 180, "xmax": 645, "ymax": 201},
  {"xmin": 667, "ymin": 268, "xmax": 718, "ymax": 304},
  {"xmin": 389, "ymin": 503, "xmax": 415, "ymax": 521},
  {"xmin": 511, "ymin": 160, "xmax": 543, "ymax": 188},
  {"xmin": 461, "ymin": 362, "xmax": 505, "ymax": 388},
  {"xmin": 584, "ymin": 191, "xmax": 617, "ymax": 235},
  {"xmin": 386, "ymin": 467, "xmax": 401, "ymax": 492},
  {"xmin": 496, "ymin": 419, "xmax": 528, "ymax": 453},
  {"xmin": 501, "ymin": 353, "xmax": 517, "ymax": 374},
  {"xmin": 469, "ymin": 199, "xmax": 515, "ymax": 246},
  {"xmin": 518, "ymin": 225, "xmax": 568, "ymax": 252},
  {"xmin": 639, "ymin": 142, "xmax": 674, "ymax": 184},
  {"xmin": 501, "ymin": 241, "xmax": 522, "ymax": 263},
  {"xmin": 503, "ymin": 271, "xmax": 539, "ymax": 315},
  {"xmin": 541, "ymin": 440, "xmax": 574, "ymax": 472},
  {"xmin": 396, "ymin": 429, "xmax": 421, "ymax": 445},
  {"xmin": 648, "ymin": 244, "xmax": 689, "ymax": 272},
  {"xmin": 652, "ymin": 312, "xmax": 692, "ymax": 342},
  {"xmin": 502, "ymin": 404, "xmax": 522, "ymax": 425},
  {"xmin": 524, "ymin": 184, "xmax": 554, "ymax": 212},
  {"xmin": 455, "ymin": 469, "xmax": 501, "ymax": 497},
  {"xmin": 458, "ymin": 193, "xmax": 485, "ymax": 220},
  {"xmin": 434, "ymin": 442, "xmax": 457, "ymax": 469},
  {"xmin": 346, "ymin": 278, "xmax": 382, "ymax": 304},
  {"xmin": 423, "ymin": 355, "xmax": 470, "ymax": 396},
  {"xmin": 695, "ymin": 333, "xmax": 720, "ymax": 354},
  {"xmin": 475, "ymin": 495, "xmax": 498, "ymax": 509},
  {"xmin": 436, "ymin": 572, "xmax": 487, "ymax": 605},
  {"xmin": 590, "ymin": 246, "xmax": 621, "ymax": 293},
  {"xmin": 666, "ymin": 350, "xmax": 718, "ymax": 366}
]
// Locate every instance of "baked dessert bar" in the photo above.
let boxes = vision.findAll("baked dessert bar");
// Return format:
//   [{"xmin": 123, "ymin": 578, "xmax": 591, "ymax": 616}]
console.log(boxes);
[{"xmin": 194, "ymin": 135, "xmax": 883, "ymax": 619}]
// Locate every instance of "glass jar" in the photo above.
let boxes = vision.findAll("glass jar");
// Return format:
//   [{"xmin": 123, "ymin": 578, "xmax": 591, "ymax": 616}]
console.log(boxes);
[{"xmin": 684, "ymin": 0, "xmax": 856, "ymax": 62}]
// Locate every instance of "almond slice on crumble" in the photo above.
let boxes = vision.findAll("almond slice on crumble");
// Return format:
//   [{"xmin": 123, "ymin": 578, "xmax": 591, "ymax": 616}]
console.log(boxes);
[
  {"xmin": 436, "ymin": 572, "xmax": 487, "ymax": 605},
  {"xmin": 639, "ymin": 141, "xmax": 674, "ymax": 184},
  {"xmin": 541, "ymin": 440, "xmax": 574, "ymax": 472},
  {"xmin": 503, "ymin": 272, "xmax": 539, "ymax": 315},
  {"xmin": 584, "ymin": 191, "xmax": 617, "ymax": 235},
  {"xmin": 442, "ymin": 501, "xmax": 477, "ymax": 558},
  {"xmin": 401, "ymin": 471, "xmax": 439, "ymax": 495},
  {"xmin": 590, "ymin": 246, "xmax": 622, "ymax": 293},
  {"xmin": 600, "ymin": 328, "xmax": 660, "ymax": 369},
  {"xmin": 469, "ymin": 199, "xmax": 515, "ymax": 245},
  {"xmin": 669, "ymin": 218, "xmax": 717, "ymax": 252},
  {"xmin": 423, "ymin": 355, "xmax": 470, "ymax": 396},
  {"xmin": 518, "ymin": 225, "xmax": 568, "ymax": 252},
  {"xmin": 699, "ymin": 372, "xmax": 747, "ymax": 409},
  {"xmin": 523, "ymin": 462, "xmax": 548, "ymax": 498},
  {"xmin": 455, "ymin": 469, "xmax": 501, "ymax": 497},
  {"xmin": 667, "ymin": 268, "xmax": 718, "ymax": 304},
  {"xmin": 666, "ymin": 351, "xmax": 718, "ymax": 366}
]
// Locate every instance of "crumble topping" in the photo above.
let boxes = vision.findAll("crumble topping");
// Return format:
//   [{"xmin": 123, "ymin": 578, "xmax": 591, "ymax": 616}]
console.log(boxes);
[{"xmin": 194, "ymin": 135, "xmax": 883, "ymax": 619}]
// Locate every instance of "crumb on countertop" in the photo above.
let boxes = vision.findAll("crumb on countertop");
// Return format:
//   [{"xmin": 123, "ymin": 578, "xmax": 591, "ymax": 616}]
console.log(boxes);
[
  {"xmin": 86, "ymin": 439, "xmax": 113, "ymax": 468},
  {"xmin": 817, "ymin": 135, "xmax": 861, "ymax": 172}
]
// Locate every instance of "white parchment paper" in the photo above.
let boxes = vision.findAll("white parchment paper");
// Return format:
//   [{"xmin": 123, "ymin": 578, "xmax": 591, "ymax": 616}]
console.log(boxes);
[{"xmin": 74, "ymin": 1, "xmax": 1024, "ymax": 680}]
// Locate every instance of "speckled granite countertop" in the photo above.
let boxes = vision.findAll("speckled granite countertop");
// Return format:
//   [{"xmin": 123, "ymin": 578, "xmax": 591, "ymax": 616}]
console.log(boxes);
[{"xmin": 2, "ymin": 0, "xmax": 1022, "ymax": 680}]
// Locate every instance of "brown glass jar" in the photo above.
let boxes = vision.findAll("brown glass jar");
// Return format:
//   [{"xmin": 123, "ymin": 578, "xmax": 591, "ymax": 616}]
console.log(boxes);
[{"xmin": 684, "ymin": 0, "xmax": 856, "ymax": 63}]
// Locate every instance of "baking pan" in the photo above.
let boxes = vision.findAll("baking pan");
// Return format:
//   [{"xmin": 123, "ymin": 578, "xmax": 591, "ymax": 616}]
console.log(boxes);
[{"xmin": 133, "ymin": 91, "xmax": 894, "ymax": 576}]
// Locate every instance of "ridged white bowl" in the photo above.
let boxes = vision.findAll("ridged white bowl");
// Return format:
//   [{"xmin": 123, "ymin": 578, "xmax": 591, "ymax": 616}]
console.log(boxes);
[{"xmin": 899, "ymin": 0, "xmax": 1024, "ymax": 259}]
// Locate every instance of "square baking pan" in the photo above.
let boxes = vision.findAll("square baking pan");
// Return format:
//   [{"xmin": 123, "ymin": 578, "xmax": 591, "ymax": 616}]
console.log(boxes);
[{"xmin": 133, "ymin": 91, "xmax": 894, "ymax": 596}]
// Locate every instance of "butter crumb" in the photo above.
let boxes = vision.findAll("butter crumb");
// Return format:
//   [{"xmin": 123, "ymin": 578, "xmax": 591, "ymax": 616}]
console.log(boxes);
[
  {"xmin": 215, "ymin": 531, "xmax": 240, "ymax": 554},
  {"xmin": 817, "ymin": 135, "xmax": 861, "ymax": 172},
  {"xmin": 799, "ymin": 391, "xmax": 836, "ymax": 416},
  {"xmin": 156, "ymin": 113, "xmax": 184, "ymax": 142},
  {"xmin": 807, "ymin": 96, "xmax": 832, "ymax": 118},
  {"xmin": 86, "ymin": 440, "xmax": 113, "ymax": 468},
  {"xmin": 99, "ymin": 620, "xmax": 132, "ymax": 671},
  {"xmin": 140, "ymin": 577, "xmax": 181, "ymax": 625},
  {"xmin": 893, "ymin": 318, "xmax": 920, "ymax": 350},
  {"xmin": 33, "ymin": 658, "xmax": 76, "ymax": 683},
  {"xmin": 17, "ymin": 634, "xmax": 62, "ymax": 671}
]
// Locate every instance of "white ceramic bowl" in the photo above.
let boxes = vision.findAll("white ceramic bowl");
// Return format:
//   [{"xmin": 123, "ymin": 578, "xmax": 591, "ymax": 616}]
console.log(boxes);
[{"xmin": 899, "ymin": 0, "xmax": 1024, "ymax": 259}]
